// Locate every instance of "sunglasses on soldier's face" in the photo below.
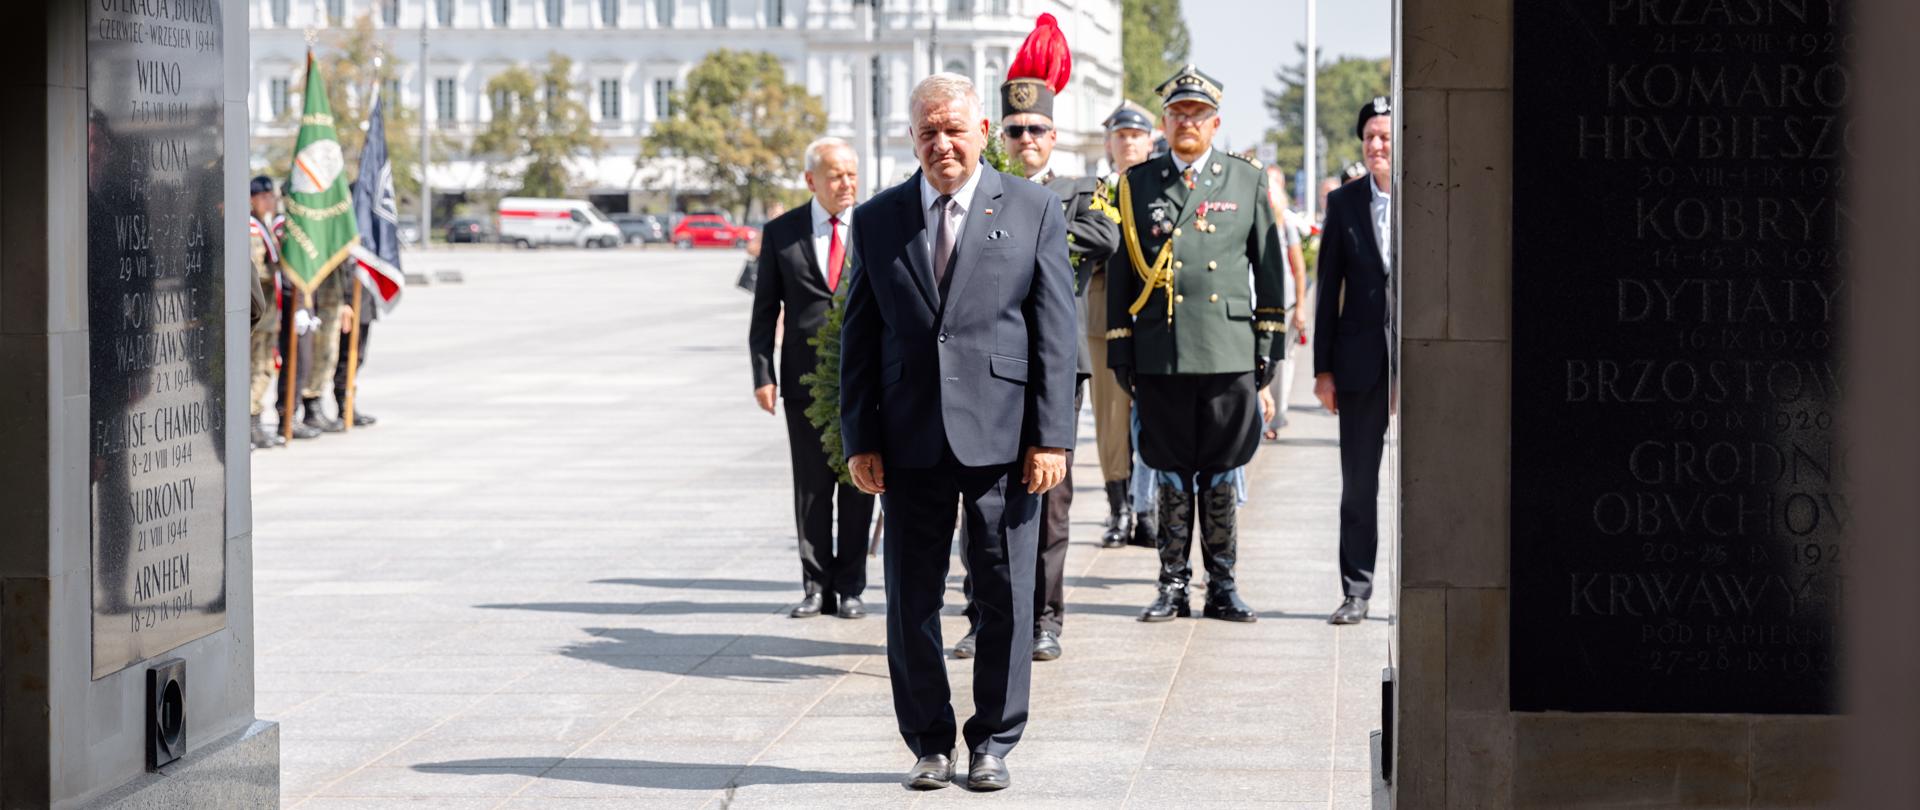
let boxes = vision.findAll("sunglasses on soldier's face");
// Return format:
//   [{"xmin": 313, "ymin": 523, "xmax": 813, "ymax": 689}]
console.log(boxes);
[{"xmin": 1004, "ymin": 124, "xmax": 1053, "ymax": 139}]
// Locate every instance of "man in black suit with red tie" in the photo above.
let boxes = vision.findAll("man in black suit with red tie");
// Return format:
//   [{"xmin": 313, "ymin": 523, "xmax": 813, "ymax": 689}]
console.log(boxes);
[{"xmin": 749, "ymin": 137, "xmax": 876, "ymax": 620}]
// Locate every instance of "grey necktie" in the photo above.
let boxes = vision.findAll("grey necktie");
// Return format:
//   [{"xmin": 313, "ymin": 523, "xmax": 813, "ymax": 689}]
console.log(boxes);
[{"xmin": 931, "ymin": 194, "xmax": 955, "ymax": 287}]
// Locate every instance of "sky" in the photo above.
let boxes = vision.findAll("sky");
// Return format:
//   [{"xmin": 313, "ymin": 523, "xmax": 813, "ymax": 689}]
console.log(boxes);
[{"xmin": 1175, "ymin": 0, "xmax": 1393, "ymax": 153}]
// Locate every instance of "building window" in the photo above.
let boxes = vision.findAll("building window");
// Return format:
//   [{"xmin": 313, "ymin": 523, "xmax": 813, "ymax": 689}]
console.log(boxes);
[
  {"xmin": 946, "ymin": 0, "xmax": 974, "ymax": 17},
  {"xmin": 601, "ymin": 0, "xmax": 620, "ymax": 25},
  {"xmin": 709, "ymin": 0, "xmax": 727, "ymax": 27},
  {"xmin": 380, "ymin": 0, "xmax": 400, "ymax": 25},
  {"xmin": 656, "ymin": 0, "xmax": 675, "ymax": 26},
  {"xmin": 490, "ymin": 87, "xmax": 513, "ymax": 120},
  {"xmin": 492, "ymin": 0, "xmax": 511, "ymax": 25},
  {"xmin": 270, "ymin": 0, "xmax": 290, "ymax": 26},
  {"xmin": 326, "ymin": 0, "xmax": 346, "ymax": 25},
  {"xmin": 989, "ymin": 0, "xmax": 1008, "ymax": 14},
  {"xmin": 435, "ymin": 77, "xmax": 457, "ymax": 122},
  {"xmin": 269, "ymin": 77, "xmax": 291, "ymax": 120},
  {"xmin": 382, "ymin": 78, "xmax": 401, "ymax": 106},
  {"xmin": 599, "ymin": 78, "xmax": 622, "ymax": 121},
  {"xmin": 764, "ymin": 0, "xmax": 782, "ymax": 26},
  {"xmin": 547, "ymin": 0, "xmax": 565, "ymax": 26},
  {"xmin": 653, "ymin": 78, "xmax": 674, "ymax": 119},
  {"xmin": 436, "ymin": 0, "xmax": 454, "ymax": 25}
]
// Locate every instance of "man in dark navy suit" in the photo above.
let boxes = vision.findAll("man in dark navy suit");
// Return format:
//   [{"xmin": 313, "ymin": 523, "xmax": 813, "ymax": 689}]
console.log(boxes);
[
  {"xmin": 839, "ymin": 72, "xmax": 1076, "ymax": 793},
  {"xmin": 749, "ymin": 136, "xmax": 876, "ymax": 621},
  {"xmin": 1314, "ymin": 97, "xmax": 1395, "ymax": 626}
]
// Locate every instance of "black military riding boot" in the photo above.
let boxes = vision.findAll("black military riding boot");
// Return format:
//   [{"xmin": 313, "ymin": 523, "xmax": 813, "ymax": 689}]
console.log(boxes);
[
  {"xmin": 1141, "ymin": 483, "xmax": 1194, "ymax": 622},
  {"xmin": 1100, "ymin": 480, "xmax": 1130, "ymax": 548},
  {"xmin": 335, "ymin": 388, "xmax": 377, "ymax": 427},
  {"xmin": 249, "ymin": 413, "xmax": 284, "ymax": 449},
  {"xmin": 1129, "ymin": 482, "xmax": 1159, "ymax": 548},
  {"xmin": 303, "ymin": 397, "xmax": 345, "ymax": 433},
  {"xmin": 1198, "ymin": 480, "xmax": 1257, "ymax": 622}
]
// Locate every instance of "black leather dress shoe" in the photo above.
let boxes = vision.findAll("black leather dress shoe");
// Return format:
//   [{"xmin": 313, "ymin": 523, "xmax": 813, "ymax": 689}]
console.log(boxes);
[
  {"xmin": 1128, "ymin": 511, "xmax": 1159, "ymax": 548},
  {"xmin": 952, "ymin": 628, "xmax": 978, "ymax": 659},
  {"xmin": 1329, "ymin": 596, "xmax": 1369, "ymax": 625},
  {"xmin": 1139, "ymin": 584, "xmax": 1191, "ymax": 622},
  {"xmin": 790, "ymin": 594, "xmax": 826, "ymax": 618},
  {"xmin": 1032, "ymin": 629, "xmax": 1062, "ymax": 661},
  {"xmin": 967, "ymin": 753, "xmax": 1009, "ymax": 791},
  {"xmin": 836, "ymin": 595, "xmax": 867, "ymax": 619},
  {"xmin": 1202, "ymin": 587, "xmax": 1258, "ymax": 622},
  {"xmin": 904, "ymin": 751, "xmax": 954, "ymax": 790}
]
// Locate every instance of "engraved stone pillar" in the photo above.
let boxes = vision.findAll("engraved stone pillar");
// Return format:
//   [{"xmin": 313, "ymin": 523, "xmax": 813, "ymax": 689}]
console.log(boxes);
[
  {"xmin": 1396, "ymin": 0, "xmax": 1847, "ymax": 805},
  {"xmin": 0, "ymin": 1, "xmax": 277, "ymax": 807}
]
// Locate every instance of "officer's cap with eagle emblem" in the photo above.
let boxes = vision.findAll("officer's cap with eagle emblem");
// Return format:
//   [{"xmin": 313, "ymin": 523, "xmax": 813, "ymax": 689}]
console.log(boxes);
[
  {"xmin": 1156, "ymin": 64, "xmax": 1223, "ymax": 109},
  {"xmin": 1001, "ymin": 14, "xmax": 1072, "ymax": 121},
  {"xmin": 1355, "ymin": 95, "xmax": 1392, "ymax": 139}
]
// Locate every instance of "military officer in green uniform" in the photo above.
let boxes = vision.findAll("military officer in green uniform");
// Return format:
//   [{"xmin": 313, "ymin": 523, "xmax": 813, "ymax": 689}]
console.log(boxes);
[{"xmin": 1105, "ymin": 64, "xmax": 1288, "ymax": 623}]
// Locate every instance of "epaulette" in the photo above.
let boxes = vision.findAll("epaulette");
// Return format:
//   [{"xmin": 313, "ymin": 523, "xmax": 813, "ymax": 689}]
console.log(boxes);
[{"xmin": 1224, "ymin": 150, "xmax": 1264, "ymax": 170}]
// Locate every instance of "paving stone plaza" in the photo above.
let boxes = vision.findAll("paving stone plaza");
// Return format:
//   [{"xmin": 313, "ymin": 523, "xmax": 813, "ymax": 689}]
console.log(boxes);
[{"xmin": 252, "ymin": 248, "xmax": 1394, "ymax": 809}]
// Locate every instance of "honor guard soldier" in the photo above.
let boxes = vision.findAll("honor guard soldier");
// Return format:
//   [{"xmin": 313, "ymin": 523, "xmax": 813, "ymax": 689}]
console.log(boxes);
[
  {"xmin": 248, "ymin": 176, "xmax": 287, "ymax": 449},
  {"xmin": 954, "ymin": 13, "xmax": 1120, "ymax": 664},
  {"xmin": 1090, "ymin": 101, "xmax": 1158, "ymax": 549},
  {"xmin": 1106, "ymin": 64, "xmax": 1289, "ymax": 623}
]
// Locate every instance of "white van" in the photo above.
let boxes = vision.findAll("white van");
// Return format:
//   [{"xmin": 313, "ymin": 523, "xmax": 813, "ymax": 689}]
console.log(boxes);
[{"xmin": 497, "ymin": 197, "xmax": 623, "ymax": 249}]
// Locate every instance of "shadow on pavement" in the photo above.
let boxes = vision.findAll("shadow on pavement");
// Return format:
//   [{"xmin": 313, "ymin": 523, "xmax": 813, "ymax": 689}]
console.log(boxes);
[
  {"xmin": 476, "ymin": 600, "xmax": 796, "ymax": 616},
  {"xmin": 593, "ymin": 577, "xmax": 797, "ymax": 592},
  {"xmin": 415, "ymin": 758, "xmax": 898, "ymax": 787},
  {"xmin": 1065, "ymin": 601, "xmax": 1390, "ymax": 623},
  {"xmin": 562, "ymin": 627, "xmax": 884, "ymax": 680}
]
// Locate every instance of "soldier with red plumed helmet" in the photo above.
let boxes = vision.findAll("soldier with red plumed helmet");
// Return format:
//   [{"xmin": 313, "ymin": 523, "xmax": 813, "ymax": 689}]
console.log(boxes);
[{"xmin": 949, "ymin": 13, "xmax": 1120, "ymax": 667}]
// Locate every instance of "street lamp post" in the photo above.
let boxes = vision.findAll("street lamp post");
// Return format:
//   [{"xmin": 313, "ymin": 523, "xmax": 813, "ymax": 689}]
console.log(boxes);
[
  {"xmin": 1303, "ymin": 0, "xmax": 1318, "ymax": 224},
  {"xmin": 419, "ymin": 0, "xmax": 431, "ymax": 247}
]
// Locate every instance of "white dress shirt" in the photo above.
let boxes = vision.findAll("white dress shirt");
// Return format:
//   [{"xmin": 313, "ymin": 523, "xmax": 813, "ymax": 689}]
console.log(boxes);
[
  {"xmin": 809, "ymin": 199, "xmax": 848, "ymax": 285},
  {"xmin": 919, "ymin": 165, "xmax": 986, "ymax": 250},
  {"xmin": 1369, "ymin": 176, "xmax": 1392, "ymax": 274},
  {"xmin": 1170, "ymin": 147, "xmax": 1214, "ymax": 179}
]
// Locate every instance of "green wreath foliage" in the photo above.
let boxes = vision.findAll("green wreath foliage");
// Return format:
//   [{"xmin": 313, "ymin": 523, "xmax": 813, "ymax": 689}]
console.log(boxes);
[{"xmin": 801, "ymin": 291, "xmax": 851, "ymax": 485}]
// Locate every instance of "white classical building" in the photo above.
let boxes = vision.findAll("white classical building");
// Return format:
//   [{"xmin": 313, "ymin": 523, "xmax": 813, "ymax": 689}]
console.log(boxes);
[{"xmin": 246, "ymin": 0, "xmax": 1122, "ymax": 212}]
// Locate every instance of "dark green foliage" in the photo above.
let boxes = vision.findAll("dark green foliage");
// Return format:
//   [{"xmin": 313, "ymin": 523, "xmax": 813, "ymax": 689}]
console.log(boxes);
[
  {"xmin": 801, "ymin": 291, "xmax": 851, "ymax": 485},
  {"xmin": 1263, "ymin": 51, "xmax": 1391, "ymax": 185}
]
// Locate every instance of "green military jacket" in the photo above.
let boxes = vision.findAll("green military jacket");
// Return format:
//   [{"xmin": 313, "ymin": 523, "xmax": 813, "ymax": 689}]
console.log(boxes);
[
  {"xmin": 1104, "ymin": 149, "xmax": 1287, "ymax": 375},
  {"xmin": 1041, "ymin": 171, "xmax": 1122, "ymax": 377}
]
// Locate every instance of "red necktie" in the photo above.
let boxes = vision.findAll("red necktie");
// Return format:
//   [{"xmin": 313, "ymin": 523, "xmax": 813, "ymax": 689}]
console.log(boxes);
[{"xmin": 826, "ymin": 215, "xmax": 844, "ymax": 291}]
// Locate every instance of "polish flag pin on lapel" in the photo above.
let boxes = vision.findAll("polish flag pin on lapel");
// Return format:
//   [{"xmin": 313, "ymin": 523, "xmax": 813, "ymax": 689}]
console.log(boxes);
[{"xmin": 984, "ymin": 208, "xmax": 994, "ymax": 216}]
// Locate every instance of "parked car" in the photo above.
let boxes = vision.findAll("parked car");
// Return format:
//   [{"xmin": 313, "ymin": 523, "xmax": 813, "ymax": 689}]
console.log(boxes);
[
  {"xmin": 610, "ymin": 213, "xmax": 669, "ymax": 244},
  {"xmin": 445, "ymin": 217, "xmax": 493, "ymax": 243},
  {"xmin": 397, "ymin": 216, "xmax": 421, "ymax": 245},
  {"xmin": 671, "ymin": 212, "xmax": 757, "ymax": 249},
  {"xmin": 498, "ymin": 197, "xmax": 623, "ymax": 249}
]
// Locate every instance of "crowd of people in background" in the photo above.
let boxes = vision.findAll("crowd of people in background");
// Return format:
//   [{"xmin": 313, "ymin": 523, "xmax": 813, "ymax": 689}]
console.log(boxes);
[
  {"xmin": 745, "ymin": 15, "xmax": 1397, "ymax": 789},
  {"xmin": 247, "ymin": 175, "xmax": 380, "ymax": 450}
]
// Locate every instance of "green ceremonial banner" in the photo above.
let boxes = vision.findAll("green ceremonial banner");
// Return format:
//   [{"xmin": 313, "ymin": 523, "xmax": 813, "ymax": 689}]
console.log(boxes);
[{"xmin": 280, "ymin": 53, "xmax": 359, "ymax": 293}]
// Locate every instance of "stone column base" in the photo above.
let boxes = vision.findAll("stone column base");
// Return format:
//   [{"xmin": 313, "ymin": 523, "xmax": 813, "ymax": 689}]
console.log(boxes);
[{"xmin": 81, "ymin": 720, "xmax": 279, "ymax": 810}]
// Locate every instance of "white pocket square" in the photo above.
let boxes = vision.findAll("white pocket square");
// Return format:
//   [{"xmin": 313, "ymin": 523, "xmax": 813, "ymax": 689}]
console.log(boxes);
[{"xmin": 986, "ymin": 229, "xmax": 1011, "ymax": 240}]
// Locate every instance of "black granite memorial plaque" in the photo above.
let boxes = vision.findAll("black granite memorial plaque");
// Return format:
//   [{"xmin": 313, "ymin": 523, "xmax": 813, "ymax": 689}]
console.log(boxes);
[
  {"xmin": 1511, "ymin": 0, "xmax": 1848, "ymax": 714},
  {"xmin": 87, "ymin": 0, "xmax": 228, "ymax": 679}
]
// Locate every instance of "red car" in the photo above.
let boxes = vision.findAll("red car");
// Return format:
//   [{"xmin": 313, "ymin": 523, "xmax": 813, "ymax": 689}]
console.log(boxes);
[{"xmin": 671, "ymin": 213, "xmax": 757, "ymax": 249}]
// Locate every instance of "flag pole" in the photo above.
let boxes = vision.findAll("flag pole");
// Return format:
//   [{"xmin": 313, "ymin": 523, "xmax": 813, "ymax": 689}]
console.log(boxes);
[
  {"xmin": 343, "ymin": 277, "xmax": 363, "ymax": 432},
  {"xmin": 282, "ymin": 293, "xmax": 302, "ymax": 442}
]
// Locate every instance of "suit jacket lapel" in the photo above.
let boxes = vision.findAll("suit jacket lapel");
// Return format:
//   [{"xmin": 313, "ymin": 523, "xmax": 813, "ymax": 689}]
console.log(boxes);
[
  {"xmin": 1159, "ymin": 156, "xmax": 1192, "ymax": 222},
  {"xmin": 796, "ymin": 207, "xmax": 825, "ymax": 292},
  {"xmin": 896, "ymin": 172, "xmax": 940, "ymax": 313},
  {"xmin": 938, "ymin": 167, "xmax": 1004, "ymax": 317},
  {"xmin": 1351, "ymin": 184, "xmax": 1386, "ymax": 279}
]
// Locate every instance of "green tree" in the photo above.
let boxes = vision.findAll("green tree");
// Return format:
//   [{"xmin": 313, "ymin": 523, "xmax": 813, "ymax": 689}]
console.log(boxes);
[
  {"xmin": 1262, "ymin": 51, "xmax": 1390, "ymax": 188},
  {"xmin": 1121, "ymin": 0, "xmax": 1191, "ymax": 108},
  {"xmin": 643, "ymin": 50, "xmax": 825, "ymax": 220},
  {"xmin": 255, "ymin": 14, "xmax": 430, "ymax": 204},
  {"xmin": 472, "ymin": 53, "xmax": 604, "ymax": 198}
]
